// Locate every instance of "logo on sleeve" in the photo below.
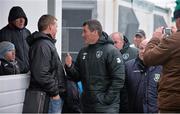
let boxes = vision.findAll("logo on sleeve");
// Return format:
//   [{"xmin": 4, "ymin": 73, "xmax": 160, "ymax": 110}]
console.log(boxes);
[
  {"xmin": 116, "ymin": 58, "xmax": 121, "ymax": 63},
  {"xmin": 82, "ymin": 52, "xmax": 87, "ymax": 60},
  {"xmin": 96, "ymin": 51, "xmax": 103, "ymax": 59},
  {"xmin": 122, "ymin": 53, "xmax": 129, "ymax": 60}
]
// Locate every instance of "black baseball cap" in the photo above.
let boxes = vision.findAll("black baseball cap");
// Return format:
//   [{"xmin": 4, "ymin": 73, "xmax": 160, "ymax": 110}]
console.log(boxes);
[{"xmin": 135, "ymin": 29, "xmax": 146, "ymax": 38}]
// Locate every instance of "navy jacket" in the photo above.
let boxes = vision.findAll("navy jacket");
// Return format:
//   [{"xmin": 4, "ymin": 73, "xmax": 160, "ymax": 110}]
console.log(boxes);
[{"xmin": 122, "ymin": 57, "xmax": 162, "ymax": 113}]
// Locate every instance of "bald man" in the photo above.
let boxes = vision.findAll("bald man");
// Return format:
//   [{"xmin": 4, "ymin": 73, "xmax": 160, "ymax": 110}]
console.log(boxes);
[{"xmin": 121, "ymin": 39, "xmax": 162, "ymax": 113}]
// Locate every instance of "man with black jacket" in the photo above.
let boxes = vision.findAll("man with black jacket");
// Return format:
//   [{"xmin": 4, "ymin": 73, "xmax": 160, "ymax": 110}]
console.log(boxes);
[
  {"xmin": 110, "ymin": 32, "xmax": 138, "ymax": 112},
  {"xmin": 65, "ymin": 19, "xmax": 125, "ymax": 113},
  {"xmin": 0, "ymin": 6, "xmax": 31, "ymax": 73},
  {"xmin": 27, "ymin": 15, "xmax": 66, "ymax": 113},
  {"xmin": 110, "ymin": 32, "xmax": 138, "ymax": 62}
]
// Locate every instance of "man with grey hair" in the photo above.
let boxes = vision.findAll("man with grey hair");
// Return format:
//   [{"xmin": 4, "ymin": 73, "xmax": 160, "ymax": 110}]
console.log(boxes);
[
  {"xmin": 65, "ymin": 19, "xmax": 125, "ymax": 113},
  {"xmin": 110, "ymin": 32, "xmax": 138, "ymax": 112},
  {"xmin": 110, "ymin": 32, "xmax": 138, "ymax": 62}
]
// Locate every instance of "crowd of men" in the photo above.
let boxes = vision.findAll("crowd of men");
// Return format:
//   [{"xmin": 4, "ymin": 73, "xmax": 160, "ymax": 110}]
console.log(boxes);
[{"xmin": 1, "ymin": 0, "xmax": 180, "ymax": 113}]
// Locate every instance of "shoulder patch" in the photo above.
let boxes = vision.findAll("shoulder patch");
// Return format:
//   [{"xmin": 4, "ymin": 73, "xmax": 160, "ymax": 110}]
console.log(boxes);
[
  {"xmin": 116, "ymin": 58, "xmax": 121, "ymax": 63},
  {"xmin": 122, "ymin": 53, "xmax": 129, "ymax": 60},
  {"xmin": 96, "ymin": 50, "xmax": 103, "ymax": 59},
  {"xmin": 82, "ymin": 52, "xmax": 87, "ymax": 60}
]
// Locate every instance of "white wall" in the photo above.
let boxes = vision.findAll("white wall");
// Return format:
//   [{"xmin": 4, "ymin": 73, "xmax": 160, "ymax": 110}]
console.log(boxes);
[
  {"xmin": 97, "ymin": 0, "xmax": 115, "ymax": 35},
  {"xmin": 133, "ymin": 5, "xmax": 154, "ymax": 39},
  {"xmin": 0, "ymin": 74, "xmax": 30, "ymax": 113},
  {"xmin": 54, "ymin": 0, "xmax": 62, "ymax": 57},
  {"xmin": 116, "ymin": 0, "xmax": 172, "ymax": 39}
]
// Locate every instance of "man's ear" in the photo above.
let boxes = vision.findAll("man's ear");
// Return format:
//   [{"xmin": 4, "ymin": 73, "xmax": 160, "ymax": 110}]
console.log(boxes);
[
  {"xmin": 94, "ymin": 30, "xmax": 98, "ymax": 35},
  {"xmin": 48, "ymin": 24, "xmax": 52, "ymax": 30}
]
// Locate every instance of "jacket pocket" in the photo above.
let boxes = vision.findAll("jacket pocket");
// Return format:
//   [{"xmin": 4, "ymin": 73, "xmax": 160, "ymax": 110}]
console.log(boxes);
[{"xmin": 96, "ymin": 91, "xmax": 118, "ymax": 105}]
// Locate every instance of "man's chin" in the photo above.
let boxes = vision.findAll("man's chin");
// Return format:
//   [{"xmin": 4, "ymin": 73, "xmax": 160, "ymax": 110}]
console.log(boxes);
[{"xmin": 17, "ymin": 25, "xmax": 24, "ymax": 29}]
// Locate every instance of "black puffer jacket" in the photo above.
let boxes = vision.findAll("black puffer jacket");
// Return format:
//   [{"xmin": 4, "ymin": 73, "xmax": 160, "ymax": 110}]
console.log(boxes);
[
  {"xmin": 0, "ymin": 59, "xmax": 20, "ymax": 75},
  {"xmin": 65, "ymin": 32, "xmax": 125, "ymax": 112},
  {"xmin": 0, "ymin": 6, "xmax": 30, "ymax": 73},
  {"xmin": 120, "ymin": 36, "xmax": 138, "ymax": 62},
  {"xmin": 27, "ymin": 31, "xmax": 66, "ymax": 97}
]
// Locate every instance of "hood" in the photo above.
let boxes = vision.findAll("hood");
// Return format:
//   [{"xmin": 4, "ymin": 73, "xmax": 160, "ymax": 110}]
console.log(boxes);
[
  {"xmin": 120, "ymin": 35, "xmax": 130, "ymax": 53},
  {"xmin": 26, "ymin": 31, "xmax": 56, "ymax": 46},
  {"xmin": 8, "ymin": 6, "xmax": 28, "ymax": 27},
  {"xmin": 96, "ymin": 31, "xmax": 114, "ymax": 45}
]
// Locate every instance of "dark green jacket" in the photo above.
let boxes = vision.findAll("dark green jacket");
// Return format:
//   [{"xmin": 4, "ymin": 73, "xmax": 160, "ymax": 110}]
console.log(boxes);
[
  {"xmin": 120, "ymin": 35, "xmax": 138, "ymax": 62},
  {"xmin": 65, "ymin": 32, "xmax": 125, "ymax": 112}
]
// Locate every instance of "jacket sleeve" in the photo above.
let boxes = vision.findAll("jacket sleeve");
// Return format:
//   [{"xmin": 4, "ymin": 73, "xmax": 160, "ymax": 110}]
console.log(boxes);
[
  {"xmin": 143, "ymin": 37, "xmax": 174, "ymax": 66},
  {"xmin": 65, "ymin": 64, "xmax": 80, "ymax": 82},
  {"xmin": 30, "ymin": 44, "xmax": 59, "ymax": 97},
  {"xmin": 119, "ymin": 64, "xmax": 129, "ymax": 112},
  {"xmin": 99, "ymin": 47, "xmax": 125, "ymax": 104}
]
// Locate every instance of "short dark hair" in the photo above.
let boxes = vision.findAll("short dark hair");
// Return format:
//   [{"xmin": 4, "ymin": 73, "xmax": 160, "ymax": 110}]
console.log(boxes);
[
  {"xmin": 83, "ymin": 19, "xmax": 102, "ymax": 37},
  {"xmin": 38, "ymin": 14, "xmax": 57, "ymax": 31}
]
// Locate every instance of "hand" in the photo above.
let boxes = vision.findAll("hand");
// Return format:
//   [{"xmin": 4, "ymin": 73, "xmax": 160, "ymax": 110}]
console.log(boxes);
[
  {"xmin": 65, "ymin": 53, "xmax": 72, "ymax": 67},
  {"xmin": 171, "ymin": 26, "xmax": 177, "ymax": 33},
  {"xmin": 153, "ymin": 27, "xmax": 164, "ymax": 40},
  {"xmin": 52, "ymin": 95, "xmax": 60, "ymax": 100}
]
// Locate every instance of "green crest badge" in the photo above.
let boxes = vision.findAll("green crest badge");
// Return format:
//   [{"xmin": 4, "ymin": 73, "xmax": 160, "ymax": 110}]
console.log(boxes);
[{"xmin": 154, "ymin": 74, "xmax": 160, "ymax": 82}]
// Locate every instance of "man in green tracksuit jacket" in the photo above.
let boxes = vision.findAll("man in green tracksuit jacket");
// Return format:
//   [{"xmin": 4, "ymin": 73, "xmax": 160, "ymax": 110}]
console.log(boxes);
[{"xmin": 65, "ymin": 19, "xmax": 125, "ymax": 113}]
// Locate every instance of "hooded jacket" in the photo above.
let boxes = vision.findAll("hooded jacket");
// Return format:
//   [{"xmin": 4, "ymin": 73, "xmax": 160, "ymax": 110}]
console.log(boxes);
[
  {"xmin": 0, "ymin": 58, "xmax": 20, "ymax": 75},
  {"xmin": 0, "ymin": 6, "xmax": 30, "ymax": 73},
  {"xmin": 120, "ymin": 36, "xmax": 138, "ymax": 62},
  {"xmin": 8, "ymin": 6, "xmax": 28, "ymax": 26},
  {"xmin": 27, "ymin": 31, "xmax": 66, "ymax": 97},
  {"xmin": 65, "ymin": 32, "xmax": 125, "ymax": 112}
]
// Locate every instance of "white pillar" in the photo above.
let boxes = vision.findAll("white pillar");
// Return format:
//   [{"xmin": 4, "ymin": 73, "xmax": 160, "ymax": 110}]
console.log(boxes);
[
  {"xmin": 97, "ymin": 0, "xmax": 115, "ymax": 35},
  {"xmin": 48, "ymin": 0, "xmax": 62, "ymax": 57}
]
